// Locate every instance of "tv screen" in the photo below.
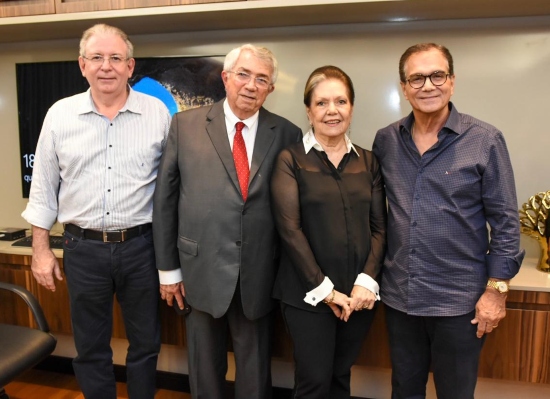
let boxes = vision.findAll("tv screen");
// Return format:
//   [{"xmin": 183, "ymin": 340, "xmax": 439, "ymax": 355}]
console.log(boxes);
[{"xmin": 16, "ymin": 56, "xmax": 225, "ymax": 198}]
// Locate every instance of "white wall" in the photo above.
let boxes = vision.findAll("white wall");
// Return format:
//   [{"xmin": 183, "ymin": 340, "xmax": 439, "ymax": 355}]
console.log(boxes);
[{"xmin": 0, "ymin": 15, "xmax": 549, "ymax": 228}]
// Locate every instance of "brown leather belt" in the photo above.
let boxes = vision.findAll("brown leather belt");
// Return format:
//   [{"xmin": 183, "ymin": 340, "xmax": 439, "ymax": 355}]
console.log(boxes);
[{"xmin": 64, "ymin": 223, "xmax": 152, "ymax": 243}]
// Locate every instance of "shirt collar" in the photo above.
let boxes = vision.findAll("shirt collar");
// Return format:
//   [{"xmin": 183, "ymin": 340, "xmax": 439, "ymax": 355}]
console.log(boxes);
[
  {"xmin": 400, "ymin": 102, "xmax": 461, "ymax": 137},
  {"xmin": 303, "ymin": 128, "xmax": 359, "ymax": 156},
  {"xmin": 77, "ymin": 85, "xmax": 138, "ymax": 115},
  {"xmin": 223, "ymin": 99, "xmax": 259, "ymax": 130},
  {"xmin": 442, "ymin": 102, "xmax": 462, "ymax": 135},
  {"xmin": 77, "ymin": 89, "xmax": 95, "ymax": 115},
  {"xmin": 121, "ymin": 86, "xmax": 142, "ymax": 114}
]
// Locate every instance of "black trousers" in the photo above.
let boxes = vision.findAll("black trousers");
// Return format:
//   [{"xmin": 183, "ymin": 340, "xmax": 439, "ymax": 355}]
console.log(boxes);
[
  {"xmin": 185, "ymin": 283, "xmax": 274, "ymax": 399},
  {"xmin": 385, "ymin": 305, "xmax": 485, "ymax": 399},
  {"xmin": 63, "ymin": 229, "xmax": 161, "ymax": 399},
  {"xmin": 282, "ymin": 303, "xmax": 376, "ymax": 399}
]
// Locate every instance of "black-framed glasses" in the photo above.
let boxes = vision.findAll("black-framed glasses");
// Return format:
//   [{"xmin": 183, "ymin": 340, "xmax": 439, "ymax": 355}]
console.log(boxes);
[
  {"xmin": 227, "ymin": 70, "xmax": 271, "ymax": 89},
  {"xmin": 82, "ymin": 55, "xmax": 129, "ymax": 65},
  {"xmin": 406, "ymin": 71, "xmax": 450, "ymax": 89}
]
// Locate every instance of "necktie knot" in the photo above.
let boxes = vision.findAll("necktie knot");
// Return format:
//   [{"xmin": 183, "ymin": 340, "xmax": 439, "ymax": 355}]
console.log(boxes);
[{"xmin": 233, "ymin": 122, "xmax": 249, "ymax": 201}]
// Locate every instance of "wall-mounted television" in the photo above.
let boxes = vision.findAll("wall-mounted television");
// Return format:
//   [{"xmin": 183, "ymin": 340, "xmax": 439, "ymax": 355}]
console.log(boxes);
[{"xmin": 16, "ymin": 56, "xmax": 225, "ymax": 198}]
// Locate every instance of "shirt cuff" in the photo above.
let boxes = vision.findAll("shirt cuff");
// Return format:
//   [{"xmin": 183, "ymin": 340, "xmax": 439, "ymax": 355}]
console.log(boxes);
[
  {"xmin": 304, "ymin": 277, "xmax": 334, "ymax": 306},
  {"xmin": 354, "ymin": 273, "xmax": 381, "ymax": 301},
  {"xmin": 485, "ymin": 250, "xmax": 525, "ymax": 280},
  {"xmin": 21, "ymin": 205, "xmax": 58, "ymax": 231},
  {"xmin": 158, "ymin": 268, "xmax": 183, "ymax": 285}
]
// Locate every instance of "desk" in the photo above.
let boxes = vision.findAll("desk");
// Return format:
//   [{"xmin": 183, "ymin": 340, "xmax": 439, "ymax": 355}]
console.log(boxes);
[{"xmin": 1, "ymin": 238, "xmax": 549, "ymax": 383}]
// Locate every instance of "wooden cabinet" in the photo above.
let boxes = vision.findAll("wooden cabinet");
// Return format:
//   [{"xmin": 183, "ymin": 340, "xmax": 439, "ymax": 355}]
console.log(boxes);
[
  {"xmin": 0, "ymin": 253, "xmax": 36, "ymax": 327},
  {"xmin": 1, "ymin": 251, "xmax": 550, "ymax": 383},
  {"xmin": 0, "ymin": 252, "xmax": 188, "ymax": 345},
  {"xmin": 54, "ymin": 0, "xmax": 240, "ymax": 14},
  {"xmin": 0, "ymin": 253, "xmax": 73, "ymax": 334},
  {"xmin": 479, "ymin": 291, "xmax": 550, "ymax": 383},
  {"xmin": 0, "ymin": 0, "xmax": 55, "ymax": 18}
]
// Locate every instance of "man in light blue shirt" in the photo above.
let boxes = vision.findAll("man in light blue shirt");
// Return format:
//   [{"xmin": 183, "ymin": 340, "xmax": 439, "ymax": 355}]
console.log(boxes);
[{"xmin": 22, "ymin": 24, "xmax": 171, "ymax": 399}]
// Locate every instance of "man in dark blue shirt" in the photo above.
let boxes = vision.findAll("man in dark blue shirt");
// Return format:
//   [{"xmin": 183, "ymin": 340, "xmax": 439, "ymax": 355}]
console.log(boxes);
[{"xmin": 373, "ymin": 43, "xmax": 525, "ymax": 399}]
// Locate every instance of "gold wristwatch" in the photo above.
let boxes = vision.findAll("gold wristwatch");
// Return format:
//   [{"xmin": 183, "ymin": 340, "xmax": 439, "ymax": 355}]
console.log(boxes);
[{"xmin": 486, "ymin": 280, "xmax": 509, "ymax": 294}]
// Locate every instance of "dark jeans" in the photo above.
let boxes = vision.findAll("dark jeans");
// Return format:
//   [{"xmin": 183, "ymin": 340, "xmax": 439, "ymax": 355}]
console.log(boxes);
[
  {"xmin": 282, "ymin": 303, "xmax": 376, "ymax": 399},
  {"xmin": 385, "ymin": 305, "xmax": 485, "ymax": 399},
  {"xmin": 63, "ymin": 229, "xmax": 161, "ymax": 399}
]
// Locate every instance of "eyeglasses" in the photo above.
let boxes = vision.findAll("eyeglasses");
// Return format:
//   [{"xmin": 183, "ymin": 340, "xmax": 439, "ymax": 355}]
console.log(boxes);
[
  {"xmin": 406, "ymin": 71, "xmax": 451, "ymax": 89},
  {"xmin": 227, "ymin": 70, "xmax": 271, "ymax": 89},
  {"xmin": 82, "ymin": 55, "xmax": 129, "ymax": 65}
]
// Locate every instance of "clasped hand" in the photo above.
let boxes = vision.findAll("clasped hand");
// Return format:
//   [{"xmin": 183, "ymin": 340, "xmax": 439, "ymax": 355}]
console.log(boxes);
[{"xmin": 325, "ymin": 285, "xmax": 376, "ymax": 322}]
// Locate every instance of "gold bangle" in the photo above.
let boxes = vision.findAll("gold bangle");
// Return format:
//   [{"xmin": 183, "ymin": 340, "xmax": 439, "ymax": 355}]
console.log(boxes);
[{"xmin": 323, "ymin": 289, "xmax": 335, "ymax": 304}]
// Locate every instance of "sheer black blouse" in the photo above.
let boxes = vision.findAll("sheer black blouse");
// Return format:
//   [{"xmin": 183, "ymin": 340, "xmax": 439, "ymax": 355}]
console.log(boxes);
[{"xmin": 271, "ymin": 141, "xmax": 387, "ymax": 312}]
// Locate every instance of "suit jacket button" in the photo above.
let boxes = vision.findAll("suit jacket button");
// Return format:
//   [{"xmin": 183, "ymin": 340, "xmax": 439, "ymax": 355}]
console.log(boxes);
[{"xmin": 236, "ymin": 241, "xmax": 242, "ymax": 247}]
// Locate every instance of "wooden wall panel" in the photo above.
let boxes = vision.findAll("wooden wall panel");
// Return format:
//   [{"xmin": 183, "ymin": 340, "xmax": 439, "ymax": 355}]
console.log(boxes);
[
  {"xmin": 0, "ymin": 0, "xmax": 54, "ymax": 17},
  {"xmin": 357, "ymin": 304, "xmax": 391, "ymax": 368},
  {"xmin": 0, "ymin": 261, "xmax": 35, "ymax": 328},
  {"xmin": 54, "ymin": 0, "xmax": 239, "ymax": 14},
  {"xmin": 2, "ymin": 252, "xmax": 550, "ymax": 383},
  {"xmin": 508, "ymin": 290, "xmax": 550, "ymax": 310},
  {"xmin": 479, "ymin": 309, "xmax": 550, "ymax": 383},
  {"xmin": 159, "ymin": 301, "xmax": 186, "ymax": 346},
  {"xmin": 32, "ymin": 268, "xmax": 73, "ymax": 334}
]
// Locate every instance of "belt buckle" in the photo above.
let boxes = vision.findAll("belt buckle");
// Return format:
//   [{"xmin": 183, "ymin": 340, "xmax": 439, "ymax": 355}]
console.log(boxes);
[{"xmin": 102, "ymin": 230, "xmax": 126, "ymax": 243}]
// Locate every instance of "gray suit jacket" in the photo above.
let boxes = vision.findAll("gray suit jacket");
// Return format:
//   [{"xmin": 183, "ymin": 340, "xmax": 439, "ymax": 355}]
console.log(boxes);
[{"xmin": 153, "ymin": 100, "xmax": 301, "ymax": 320}]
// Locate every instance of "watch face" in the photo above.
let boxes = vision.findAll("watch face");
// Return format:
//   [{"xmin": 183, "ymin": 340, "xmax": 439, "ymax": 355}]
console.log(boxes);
[{"xmin": 497, "ymin": 282, "xmax": 509, "ymax": 293}]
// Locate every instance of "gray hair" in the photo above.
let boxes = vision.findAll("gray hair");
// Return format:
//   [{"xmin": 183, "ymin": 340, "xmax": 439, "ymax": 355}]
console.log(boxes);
[
  {"xmin": 79, "ymin": 23, "xmax": 134, "ymax": 59},
  {"xmin": 223, "ymin": 44, "xmax": 278, "ymax": 84}
]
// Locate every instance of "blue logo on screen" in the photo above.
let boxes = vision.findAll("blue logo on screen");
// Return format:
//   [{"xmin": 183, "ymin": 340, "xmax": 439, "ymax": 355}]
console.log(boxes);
[{"xmin": 132, "ymin": 77, "xmax": 178, "ymax": 116}]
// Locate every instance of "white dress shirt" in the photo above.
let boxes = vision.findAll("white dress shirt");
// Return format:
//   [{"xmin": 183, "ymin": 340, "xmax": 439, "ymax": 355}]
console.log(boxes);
[{"xmin": 22, "ymin": 88, "xmax": 171, "ymax": 231}]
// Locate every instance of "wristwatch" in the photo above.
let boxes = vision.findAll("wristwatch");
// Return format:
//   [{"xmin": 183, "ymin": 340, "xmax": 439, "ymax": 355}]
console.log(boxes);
[{"xmin": 486, "ymin": 280, "xmax": 509, "ymax": 294}]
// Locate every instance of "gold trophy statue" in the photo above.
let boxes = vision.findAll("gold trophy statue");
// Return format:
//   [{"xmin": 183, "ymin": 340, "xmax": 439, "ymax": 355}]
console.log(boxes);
[{"xmin": 519, "ymin": 190, "xmax": 550, "ymax": 272}]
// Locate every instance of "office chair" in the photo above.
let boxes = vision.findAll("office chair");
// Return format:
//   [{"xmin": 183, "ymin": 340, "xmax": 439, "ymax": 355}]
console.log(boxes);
[{"xmin": 0, "ymin": 282, "xmax": 57, "ymax": 399}]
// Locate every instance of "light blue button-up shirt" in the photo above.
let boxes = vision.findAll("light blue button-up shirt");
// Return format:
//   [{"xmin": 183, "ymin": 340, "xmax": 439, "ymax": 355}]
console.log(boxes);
[{"xmin": 22, "ymin": 88, "xmax": 171, "ymax": 231}]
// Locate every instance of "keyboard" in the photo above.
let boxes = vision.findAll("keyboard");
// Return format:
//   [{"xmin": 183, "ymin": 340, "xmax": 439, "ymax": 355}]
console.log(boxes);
[{"xmin": 11, "ymin": 235, "xmax": 64, "ymax": 250}]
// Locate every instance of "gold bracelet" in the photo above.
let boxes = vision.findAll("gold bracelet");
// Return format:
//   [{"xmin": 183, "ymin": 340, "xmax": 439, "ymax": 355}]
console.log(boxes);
[{"xmin": 323, "ymin": 289, "xmax": 335, "ymax": 304}]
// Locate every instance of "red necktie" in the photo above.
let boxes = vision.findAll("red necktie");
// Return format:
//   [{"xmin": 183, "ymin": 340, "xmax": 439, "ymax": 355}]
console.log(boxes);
[{"xmin": 233, "ymin": 122, "xmax": 249, "ymax": 201}]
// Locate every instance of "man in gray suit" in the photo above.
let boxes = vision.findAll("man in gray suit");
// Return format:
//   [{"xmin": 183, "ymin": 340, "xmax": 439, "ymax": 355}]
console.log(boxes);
[{"xmin": 152, "ymin": 44, "xmax": 301, "ymax": 399}]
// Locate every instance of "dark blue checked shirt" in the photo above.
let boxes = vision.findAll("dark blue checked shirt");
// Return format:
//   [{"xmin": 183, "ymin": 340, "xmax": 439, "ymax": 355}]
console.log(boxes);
[{"xmin": 373, "ymin": 103, "xmax": 525, "ymax": 317}]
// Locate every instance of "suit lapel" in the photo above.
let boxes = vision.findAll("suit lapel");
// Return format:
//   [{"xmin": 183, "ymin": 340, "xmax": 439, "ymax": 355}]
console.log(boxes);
[
  {"xmin": 205, "ymin": 102, "xmax": 241, "ymax": 194},
  {"xmin": 250, "ymin": 107, "xmax": 276, "ymax": 183},
  {"xmin": 206, "ymin": 103, "xmax": 277, "ymax": 199}
]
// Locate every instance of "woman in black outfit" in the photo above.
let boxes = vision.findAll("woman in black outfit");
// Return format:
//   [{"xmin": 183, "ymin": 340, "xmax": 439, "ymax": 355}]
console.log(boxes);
[{"xmin": 271, "ymin": 65, "xmax": 387, "ymax": 398}]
